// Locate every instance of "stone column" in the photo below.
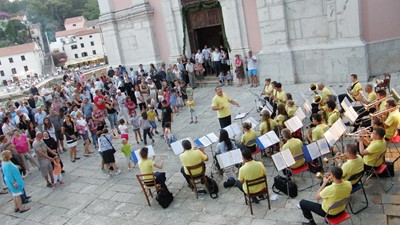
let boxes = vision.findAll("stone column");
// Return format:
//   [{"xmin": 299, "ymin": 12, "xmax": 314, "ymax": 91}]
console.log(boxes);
[
  {"xmin": 98, "ymin": 0, "xmax": 113, "ymax": 15},
  {"xmin": 256, "ymin": 0, "xmax": 296, "ymax": 84}
]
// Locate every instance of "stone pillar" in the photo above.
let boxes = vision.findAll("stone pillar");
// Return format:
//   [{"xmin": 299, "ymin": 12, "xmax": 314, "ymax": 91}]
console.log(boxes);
[
  {"xmin": 256, "ymin": 0, "xmax": 296, "ymax": 84},
  {"xmin": 98, "ymin": 0, "xmax": 113, "ymax": 15}
]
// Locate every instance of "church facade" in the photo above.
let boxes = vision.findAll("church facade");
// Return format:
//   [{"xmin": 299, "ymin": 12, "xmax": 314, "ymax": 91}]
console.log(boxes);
[{"xmin": 98, "ymin": 0, "xmax": 400, "ymax": 84}]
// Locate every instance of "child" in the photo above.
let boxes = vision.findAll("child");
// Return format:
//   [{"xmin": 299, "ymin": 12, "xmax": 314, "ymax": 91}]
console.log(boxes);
[
  {"xmin": 169, "ymin": 89, "xmax": 178, "ymax": 113},
  {"xmin": 186, "ymin": 83, "xmax": 193, "ymax": 99},
  {"xmin": 163, "ymin": 122, "xmax": 176, "ymax": 148},
  {"xmin": 118, "ymin": 119, "xmax": 129, "ymax": 140},
  {"xmin": 130, "ymin": 110, "xmax": 143, "ymax": 144},
  {"xmin": 87, "ymin": 117, "xmax": 98, "ymax": 149},
  {"xmin": 186, "ymin": 96, "xmax": 198, "ymax": 124},
  {"xmin": 121, "ymin": 138, "xmax": 134, "ymax": 170},
  {"xmin": 218, "ymin": 72, "xmax": 225, "ymax": 85},
  {"xmin": 53, "ymin": 156, "xmax": 64, "ymax": 189},
  {"xmin": 226, "ymin": 71, "xmax": 233, "ymax": 86},
  {"xmin": 147, "ymin": 106, "xmax": 159, "ymax": 135},
  {"xmin": 140, "ymin": 111, "xmax": 154, "ymax": 145}
]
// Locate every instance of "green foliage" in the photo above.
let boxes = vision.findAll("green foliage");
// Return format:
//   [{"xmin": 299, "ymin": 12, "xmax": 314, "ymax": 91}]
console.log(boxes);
[{"xmin": 4, "ymin": 19, "xmax": 28, "ymax": 44}]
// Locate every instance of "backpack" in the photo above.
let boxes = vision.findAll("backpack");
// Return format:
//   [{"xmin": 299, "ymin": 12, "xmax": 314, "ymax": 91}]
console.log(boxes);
[
  {"xmin": 205, "ymin": 176, "xmax": 219, "ymax": 199},
  {"xmin": 156, "ymin": 185, "xmax": 174, "ymax": 208}
]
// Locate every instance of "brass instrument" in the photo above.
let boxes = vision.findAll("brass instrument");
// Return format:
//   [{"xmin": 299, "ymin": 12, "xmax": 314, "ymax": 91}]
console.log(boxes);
[
  {"xmin": 316, "ymin": 172, "xmax": 333, "ymax": 181},
  {"xmin": 309, "ymin": 83, "xmax": 318, "ymax": 95},
  {"xmin": 364, "ymin": 96, "xmax": 390, "ymax": 111},
  {"xmin": 323, "ymin": 155, "xmax": 347, "ymax": 163},
  {"xmin": 369, "ymin": 106, "xmax": 399, "ymax": 118},
  {"xmin": 313, "ymin": 95, "xmax": 322, "ymax": 104}
]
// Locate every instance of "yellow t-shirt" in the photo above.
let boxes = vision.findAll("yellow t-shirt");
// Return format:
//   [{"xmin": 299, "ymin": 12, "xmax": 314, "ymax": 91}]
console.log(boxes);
[
  {"xmin": 276, "ymin": 114, "xmax": 287, "ymax": 127},
  {"xmin": 138, "ymin": 159, "xmax": 155, "ymax": 181},
  {"xmin": 342, "ymin": 155, "xmax": 364, "ymax": 184},
  {"xmin": 321, "ymin": 87, "xmax": 332, "ymax": 104},
  {"xmin": 264, "ymin": 84, "xmax": 273, "ymax": 97},
  {"xmin": 276, "ymin": 90, "xmax": 287, "ymax": 104},
  {"xmin": 259, "ymin": 119, "xmax": 277, "ymax": 134},
  {"xmin": 179, "ymin": 149, "xmax": 207, "ymax": 175},
  {"xmin": 238, "ymin": 160, "xmax": 266, "ymax": 194},
  {"xmin": 287, "ymin": 106, "xmax": 297, "ymax": 118},
  {"xmin": 327, "ymin": 109, "xmax": 340, "ymax": 126},
  {"xmin": 312, "ymin": 124, "xmax": 329, "ymax": 142},
  {"xmin": 320, "ymin": 181, "xmax": 352, "ymax": 215},
  {"xmin": 211, "ymin": 93, "xmax": 232, "ymax": 118},
  {"xmin": 378, "ymin": 100, "xmax": 387, "ymax": 111},
  {"xmin": 241, "ymin": 130, "xmax": 259, "ymax": 146},
  {"xmin": 186, "ymin": 99, "xmax": 195, "ymax": 109},
  {"xmin": 350, "ymin": 82, "xmax": 363, "ymax": 100},
  {"xmin": 363, "ymin": 139, "xmax": 387, "ymax": 167},
  {"xmin": 282, "ymin": 138, "xmax": 305, "ymax": 169},
  {"xmin": 147, "ymin": 111, "xmax": 156, "ymax": 122},
  {"xmin": 367, "ymin": 91, "xmax": 377, "ymax": 103},
  {"xmin": 384, "ymin": 110, "xmax": 400, "ymax": 139}
]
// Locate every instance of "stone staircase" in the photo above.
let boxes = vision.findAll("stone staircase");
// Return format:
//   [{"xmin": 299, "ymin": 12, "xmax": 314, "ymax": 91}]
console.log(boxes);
[{"xmin": 195, "ymin": 76, "xmax": 220, "ymax": 86}]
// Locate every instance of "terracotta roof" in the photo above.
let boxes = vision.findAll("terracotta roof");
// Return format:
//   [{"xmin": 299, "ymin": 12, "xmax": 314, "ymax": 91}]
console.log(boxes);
[
  {"xmin": 0, "ymin": 42, "xmax": 36, "ymax": 57},
  {"xmin": 56, "ymin": 28, "xmax": 100, "ymax": 38},
  {"xmin": 65, "ymin": 16, "xmax": 85, "ymax": 25}
]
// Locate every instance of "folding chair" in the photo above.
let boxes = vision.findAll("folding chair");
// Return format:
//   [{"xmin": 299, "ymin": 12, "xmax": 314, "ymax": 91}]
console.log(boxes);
[
  {"xmin": 387, "ymin": 135, "xmax": 400, "ymax": 160},
  {"xmin": 347, "ymin": 171, "xmax": 368, "ymax": 214},
  {"xmin": 364, "ymin": 153, "xmax": 394, "ymax": 193},
  {"xmin": 290, "ymin": 154, "xmax": 314, "ymax": 190},
  {"xmin": 325, "ymin": 198, "xmax": 353, "ymax": 225},
  {"xmin": 243, "ymin": 175, "xmax": 271, "ymax": 215},
  {"xmin": 186, "ymin": 161, "xmax": 209, "ymax": 199},
  {"xmin": 245, "ymin": 139, "xmax": 262, "ymax": 160},
  {"xmin": 136, "ymin": 173, "xmax": 158, "ymax": 206}
]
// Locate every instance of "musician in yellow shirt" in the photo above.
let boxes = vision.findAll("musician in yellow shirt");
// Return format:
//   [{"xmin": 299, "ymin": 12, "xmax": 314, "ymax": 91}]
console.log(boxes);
[
  {"xmin": 359, "ymin": 127, "xmax": 387, "ymax": 172},
  {"xmin": 281, "ymin": 128, "xmax": 305, "ymax": 176},
  {"xmin": 179, "ymin": 140, "xmax": 208, "ymax": 188},
  {"xmin": 338, "ymin": 74, "xmax": 363, "ymax": 105},
  {"xmin": 261, "ymin": 78, "xmax": 274, "ymax": 102},
  {"xmin": 286, "ymin": 100, "xmax": 297, "ymax": 118},
  {"xmin": 354, "ymin": 84, "xmax": 378, "ymax": 130},
  {"xmin": 211, "ymin": 86, "xmax": 240, "ymax": 128},
  {"xmin": 299, "ymin": 166, "xmax": 352, "ymax": 225},
  {"xmin": 375, "ymin": 89, "xmax": 388, "ymax": 111},
  {"xmin": 326, "ymin": 100, "xmax": 340, "ymax": 126},
  {"xmin": 241, "ymin": 122, "xmax": 260, "ymax": 153},
  {"xmin": 318, "ymin": 83, "xmax": 332, "ymax": 106},
  {"xmin": 307, "ymin": 113, "xmax": 329, "ymax": 143},
  {"xmin": 384, "ymin": 100, "xmax": 400, "ymax": 140},
  {"xmin": 335, "ymin": 143, "xmax": 364, "ymax": 185}
]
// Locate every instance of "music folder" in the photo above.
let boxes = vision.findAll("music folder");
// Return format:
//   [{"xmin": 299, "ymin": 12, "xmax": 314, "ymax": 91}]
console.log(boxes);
[
  {"xmin": 341, "ymin": 97, "xmax": 352, "ymax": 112},
  {"xmin": 131, "ymin": 145, "xmax": 155, "ymax": 163},
  {"xmin": 316, "ymin": 138, "xmax": 331, "ymax": 155},
  {"xmin": 302, "ymin": 142, "xmax": 321, "ymax": 162},
  {"xmin": 344, "ymin": 106, "xmax": 358, "ymax": 123},
  {"xmin": 263, "ymin": 100, "xmax": 274, "ymax": 114},
  {"xmin": 323, "ymin": 119, "xmax": 347, "ymax": 147},
  {"xmin": 194, "ymin": 132, "xmax": 219, "ymax": 147},
  {"xmin": 284, "ymin": 116, "xmax": 303, "ymax": 133},
  {"xmin": 170, "ymin": 137, "xmax": 194, "ymax": 155},
  {"xmin": 244, "ymin": 117, "xmax": 260, "ymax": 129},
  {"xmin": 295, "ymin": 107, "xmax": 306, "ymax": 121},
  {"xmin": 256, "ymin": 131, "xmax": 280, "ymax": 150},
  {"xmin": 216, "ymin": 149, "xmax": 242, "ymax": 168},
  {"xmin": 223, "ymin": 123, "xmax": 242, "ymax": 139},
  {"xmin": 271, "ymin": 149, "xmax": 296, "ymax": 171},
  {"xmin": 235, "ymin": 112, "xmax": 248, "ymax": 120}
]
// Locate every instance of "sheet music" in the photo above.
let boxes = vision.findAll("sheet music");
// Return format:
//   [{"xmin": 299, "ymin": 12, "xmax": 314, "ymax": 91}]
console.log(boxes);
[
  {"xmin": 344, "ymin": 108, "xmax": 358, "ymax": 123},
  {"xmin": 306, "ymin": 142, "xmax": 321, "ymax": 160},
  {"xmin": 133, "ymin": 145, "xmax": 155, "ymax": 161},
  {"xmin": 341, "ymin": 97, "xmax": 352, "ymax": 112},
  {"xmin": 235, "ymin": 112, "xmax": 248, "ymax": 120},
  {"xmin": 281, "ymin": 149, "xmax": 296, "ymax": 167},
  {"xmin": 323, "ymin": 130, "xmax": 336, "ymax": 147},
  {"xmin": 231, "ymin": 123, "xmax": 242, "ymax": 134},
  {"xmin": 266, "ymin": 131, "xmax": 280, "ymax": 144},
  {"xmin": 271, "ymin": 152, "xmax": 287, "ymax": 171},
  {"xmin": 265, "ymin": 101, "xmax": 274, "ymax": 113},
  {"xmin": 256, "ymin": 134, "xmax": 273, "ymax": 149},
  {"xmin": 206, "ymin": 132, "xmax": 218, "ymax": 143},
  {"xmin": 244, "ymin": 117, "xmax": 259, "ymax": 129},
  {"xmin": 332, "ymin": 119, "xmax": 347, "ymax": 138},
  {"xmin": 303, "ymin": 100, "xmax": 312, "ymax": 114},
  {"xmin": 197, "ymin": 136, "xmax": 212, "ymax": 147},
  {"xmin": 171, "ymin": 138, "xmax": 193, "ymax": 155},
  {"xmin": 295, "ymin": 107, "xmax": 306, "ymax": 121},
  {"xmin": 284, "ymin": 116, "xmax": 303, "ymax": 133},
  {"xmin": 223, "ymin": 126, "xmax": 235, "ymax": 139},
  {"xmin": 316, "ymin": 138, "xmax": 330, "ymax": 155},
  {"xmin": 216, "ymin": 149, "xmax": 242, "ymax": 168}
]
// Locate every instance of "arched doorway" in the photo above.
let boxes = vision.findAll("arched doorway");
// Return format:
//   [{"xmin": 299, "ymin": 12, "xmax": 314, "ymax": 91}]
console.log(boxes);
[{"xmin": 181, "ymin": 0, "xmax": 229, "ymax": 53}]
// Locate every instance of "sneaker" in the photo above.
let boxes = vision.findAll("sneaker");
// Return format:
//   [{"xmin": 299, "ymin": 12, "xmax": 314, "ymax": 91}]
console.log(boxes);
[
  {"xmin": 115, "ymin": 169, "xmax": 121, "ymax": 175},
  {"xmin": 190, "ymin": 121, "xmax": 193, "ymax": 124},
  {"xmin": 75, "ymin": 157, "xmax": 81, "ymax": 160},
  {"xmin": 101, "ymin": 168, "xmax": 106, "ymax": 173},
  {"xmin": 155, "ymin": 131, "xmax": 159, "ymax": 134}
]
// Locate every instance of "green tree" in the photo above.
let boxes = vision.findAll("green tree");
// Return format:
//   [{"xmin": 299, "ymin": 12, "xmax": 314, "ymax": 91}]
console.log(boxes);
[
  {"xmin": 83, "ymin": 0, "xmax": 100, "ymax": 20},
  {"xmin": 4, "ymin": 19, "xmax": 28, "ymax": 44}
]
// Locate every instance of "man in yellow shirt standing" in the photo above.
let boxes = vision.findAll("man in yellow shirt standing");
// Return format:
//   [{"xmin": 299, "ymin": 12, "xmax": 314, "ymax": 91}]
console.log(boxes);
[
  {"xmin": 211, "ymin": 86, "xmax": 240, "ymax": 128},
  {"xmin": 359, "ymin": 127, "xmax": 387, "ymax": 172},
  {"xmin": 281, "ymin": 128, "xmax": 305, "ymax": 176},
  {"xmin": 384, "ymin": 99, "xmax": 400, "ymax": 140},
  {"xmin": 236, "ymin": 148, "xmax": 267, "ymax": 203},
  {"xmin": 179, "ymin": 140, "xmax": 208, "ymax": 188},
  {"xmin": 299, "ymin": 166, "xmax": 352, "ymax": 225}
]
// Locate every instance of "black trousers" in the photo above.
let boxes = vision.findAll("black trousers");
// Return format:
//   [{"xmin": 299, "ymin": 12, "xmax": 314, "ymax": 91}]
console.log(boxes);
[
  {"xmin": 180, "ymin": 166, "xmax": 191, "ymax": 186},
  {"xmin": 300, "ymin": 199, "xmax": 337, "ymax": 220},
  {"xmin": 338, "ymin": 93, "xmax": 353, "ymax": 106},
  {"xmin": 143, "ymin": 128, "xmax": 153, "ymax": 145},
  {"xmin": 218, "ymin": 115, "xmax": 232, "ymax": 128}
]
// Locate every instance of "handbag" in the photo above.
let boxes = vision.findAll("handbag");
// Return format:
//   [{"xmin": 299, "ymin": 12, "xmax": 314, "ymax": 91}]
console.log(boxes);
[
  {"xmin": 104, "ymin": 135, "xmax": 116, "ymax": 153},
  {"xmin": 272, "ymin": 175, "xmax": 298, "ymax": 198}
]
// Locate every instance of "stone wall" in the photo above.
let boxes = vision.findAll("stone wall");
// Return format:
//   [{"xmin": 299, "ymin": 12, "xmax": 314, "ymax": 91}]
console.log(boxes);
[{"xmin": 367, "ymin": 38, "xmax": 400, "ymax": 77}]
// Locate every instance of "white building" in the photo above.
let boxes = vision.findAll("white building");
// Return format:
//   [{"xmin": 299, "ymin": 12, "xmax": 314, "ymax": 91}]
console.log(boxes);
[
  {"xmin": 50, "ymin": 16, "xmax": 106, "ymax": 67},
  {"xmin": 0, "ymin": 42, "xmax": 44, "ymax": 84}
]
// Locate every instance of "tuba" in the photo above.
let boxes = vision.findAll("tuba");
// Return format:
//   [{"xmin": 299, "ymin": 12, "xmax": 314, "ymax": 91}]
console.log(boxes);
[
  {"xmin": 309, "ymin": 83, "xmax": 318, "ymax": 95},
  {"xmin": 313, "ymin": 95, "xmax": 322, "ymax": 104}
]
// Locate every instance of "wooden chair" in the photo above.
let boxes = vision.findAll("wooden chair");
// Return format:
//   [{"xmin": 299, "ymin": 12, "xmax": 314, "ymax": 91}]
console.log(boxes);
[
  {"xmin": 347, "ymin": 171, "xmax": 368, "ymax": 214},
  {"xmin": 243, "ymin": 175, "xmax": 271, "ymax": 215},
  {"xmin": 136, "ymin": 173, "xmax": 157, "ymax": 206},
  {"xmin": 364, "ymin": 153, "xmax": 393, "ymax": 192},
  {"xmin": 325, "ymin": 198, "xmax": 353, "ymax": 225},
  {"xmin": 186, "ymin": 161, "xmax": 209, "ymax": 199}
]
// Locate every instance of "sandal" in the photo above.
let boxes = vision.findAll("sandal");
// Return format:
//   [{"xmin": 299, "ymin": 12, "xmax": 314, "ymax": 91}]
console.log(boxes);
[
  {"xmin": 19, "ymin": 207, "xmax": 30, "ymax": 213},
  {"xmin": 14, "ymin": 208, "xmax": 19, "ymax": 212}
]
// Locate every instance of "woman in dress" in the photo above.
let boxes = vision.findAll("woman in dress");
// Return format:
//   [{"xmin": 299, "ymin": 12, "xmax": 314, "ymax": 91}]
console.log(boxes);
[
  {"xmin": 105, "ymin": 95, "xmax": 120, "ymax": 135},
  {"xmin": 61, "ymin": 115, "xmax": 79, "ymax": 162},
  {"xmin": 76, "ymin": 112, "xmax": 92, "ymax": 156},
  {"xmin": 234, "ymin": 54, "xmax": 245, "ymax": 87},
  {"xmin": 1, "ymin": 150, "xmax": 30, "ymax": 213},
  {"xmin": 194, "ymin": 59, "xmax": 205, "ymax": 88}
]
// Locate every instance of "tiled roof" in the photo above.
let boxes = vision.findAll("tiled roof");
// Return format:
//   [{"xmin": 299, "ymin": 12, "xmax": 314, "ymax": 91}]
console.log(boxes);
[
  {"xmin": 65, "ymin": 16, "xmax": 85, "ymax": 25},
  {"xmin": 0, "ymin": 42, "xmax": 36, "ymax": 57}
]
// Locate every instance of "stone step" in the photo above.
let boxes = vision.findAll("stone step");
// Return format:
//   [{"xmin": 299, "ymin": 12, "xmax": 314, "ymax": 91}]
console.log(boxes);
[{"xmin": 195, "ymin": 76, "xmax": 220, "ymax": 86}]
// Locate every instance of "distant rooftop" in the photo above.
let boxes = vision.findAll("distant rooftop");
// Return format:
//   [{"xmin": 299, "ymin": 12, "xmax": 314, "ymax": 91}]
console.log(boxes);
[
  {"xmin": 65, "ymin": 16, "xmax": 85, "ymax": 25},
  {"xmin": 0, "ymin": 42, "xmax": 36, "ymax": 57}
]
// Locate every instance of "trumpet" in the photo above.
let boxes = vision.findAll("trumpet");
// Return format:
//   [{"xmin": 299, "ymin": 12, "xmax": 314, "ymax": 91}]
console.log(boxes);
[
  {"xmin": 323, "ymin": 155, "xmax": 347, "ymax": 163},
  {"xmin": 309, "ymin": 83, "xmax": 318, "ymax": 94},
  {"xmin": 316, "ymin": 172, "xmax": 332, "ymax": 181}
]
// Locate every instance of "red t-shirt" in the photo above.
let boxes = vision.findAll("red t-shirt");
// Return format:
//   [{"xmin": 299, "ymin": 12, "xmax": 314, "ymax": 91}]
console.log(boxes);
[{"xmin": 94, "ymin": 94, "xmax": 106, "ymax": 111}]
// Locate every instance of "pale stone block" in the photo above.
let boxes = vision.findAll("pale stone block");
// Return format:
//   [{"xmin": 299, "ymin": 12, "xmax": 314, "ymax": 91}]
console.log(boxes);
[
  {"xmin": 328, "ymin": 21, "xmax": 337, "ymax": 40},
  {"xmin": 300, "ymin": 16, "xmax": 328, "ymax": 38},
  {"xmin": 269, "ymin": 4, "xmax": 285, "ymax": 20},
  {"xmin": 264, "ymin": 20, "xmax": 286, "ymax": 33},
  {"xmin": 307, "ymin": 37, "xmax": 329, "ymax": 45},
  {"xmin": 335, "ymin": 0, "xmax": 360, "ymax": 38},
  {"xmin": 286, "ymin": 0, "xmax": 323, "ymax": 21},
  {"xmin": 257, "ymin": 7, "xmax": 270, "ymax": 22},
  {"xmin": 262, "ymin": 31, "xmax": 288, "ymax": 46}
]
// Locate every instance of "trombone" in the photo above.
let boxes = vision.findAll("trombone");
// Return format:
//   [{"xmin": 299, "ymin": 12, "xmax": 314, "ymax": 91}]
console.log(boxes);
[
  {"xmin": 344, "ymin": 126, "xmax": 372, "ymax": 138},
  {"xmin": 369, "ymin": 106, "xmax": 399, "ymax": 118},
  {"xmin": 364, "ymin": 96, "xmax": 390, "ymax": 111}
]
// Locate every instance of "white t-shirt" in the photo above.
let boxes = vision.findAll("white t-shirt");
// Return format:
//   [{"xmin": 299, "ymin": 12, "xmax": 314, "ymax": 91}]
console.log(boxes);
[
  {"xmin": 212, "ymin": 52, "xmax": 221, "ymax": 62},
  {"xmin": 247, "ymin": 55, "xmax": 258, "ymax": 70},
  {"xmin": 94, "ymin": 81, "xmax": 103, "ymax": 91},
  {"xmin": 195, "ymin": 53, "xmax": 204, "ymax": 64},
  {"xmin": 118, "ymin": 124, "xmax": 128, "ymax": 134},
  {"xmin": 135, "ymin": 91, "xmax": 143, "ymax": 104},
  {"xmin": 202, "ymin": 48, "xmax": 210, "ymax": 59}
]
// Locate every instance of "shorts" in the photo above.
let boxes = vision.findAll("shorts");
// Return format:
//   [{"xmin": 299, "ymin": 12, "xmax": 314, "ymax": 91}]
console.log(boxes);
[
  {"xmin": 125, "ymin": 155, "xmax": 132, "ymax": 164},
  {"xmin": 102, "ymin": 149, "xmax": 116, "ymax": 164},
  {"xmin": 132, "ymin": 126, "xmax": 140, "ymax": 132},
  {"xmin": 121, "ymin": 133, "xmax": 129, "ymax": 140},
  {"xmin": 11, "ymin": 192, "xmax": 22, "ymax": 197},
  {"xmin": 248, "ymin": 69, "xmax": 257, "ymax": 76},
  {"xmin": 81, "ymin": 132, "xmax": 90, "ymax": 141},
  {"xmin": 162, "ymin": 120, "xmax": 171, "ymax": 128}
]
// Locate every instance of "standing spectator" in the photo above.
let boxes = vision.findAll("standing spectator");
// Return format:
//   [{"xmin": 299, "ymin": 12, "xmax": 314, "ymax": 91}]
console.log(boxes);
[
  {"xmin": 32, "ymin": 132, "xmax": 55, "ymax": 187},
  {"xmin": 194, "ymin": 60, "xmax": 205, "ymax": 88},
  {"xmin": 34, "ymin": 106, "xmax": 47, "ymax": 132},
  {"xmin": 140, "ymin": 112, "xmax": 154, "ymax": 145},
  {"xmin": 186, "ymin": 60, "xmax": 196, "ymax": 88},
  {"xmin": 62, "ymin": 115, "xmax": 79, "ymax": 162},
  {"xmin": 160, "ymin": 100, "xmax": 173, "ymax": 134},
  {"xmin": 98, "ymin": 129, "xmax": 121, "ymax": 177},
  {"xmin": 245, "ymin": 51, "xmax": 259, "ymax": 87},
  {"xmin": 234, "ymin": 54, "xmax": 245, "ymax": 87}
]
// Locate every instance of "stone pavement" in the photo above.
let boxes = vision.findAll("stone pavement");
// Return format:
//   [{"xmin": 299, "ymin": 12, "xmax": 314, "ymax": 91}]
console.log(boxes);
[{"xmin": 1, "ymin": 78, "xmax": 400, "ymax": 225}]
